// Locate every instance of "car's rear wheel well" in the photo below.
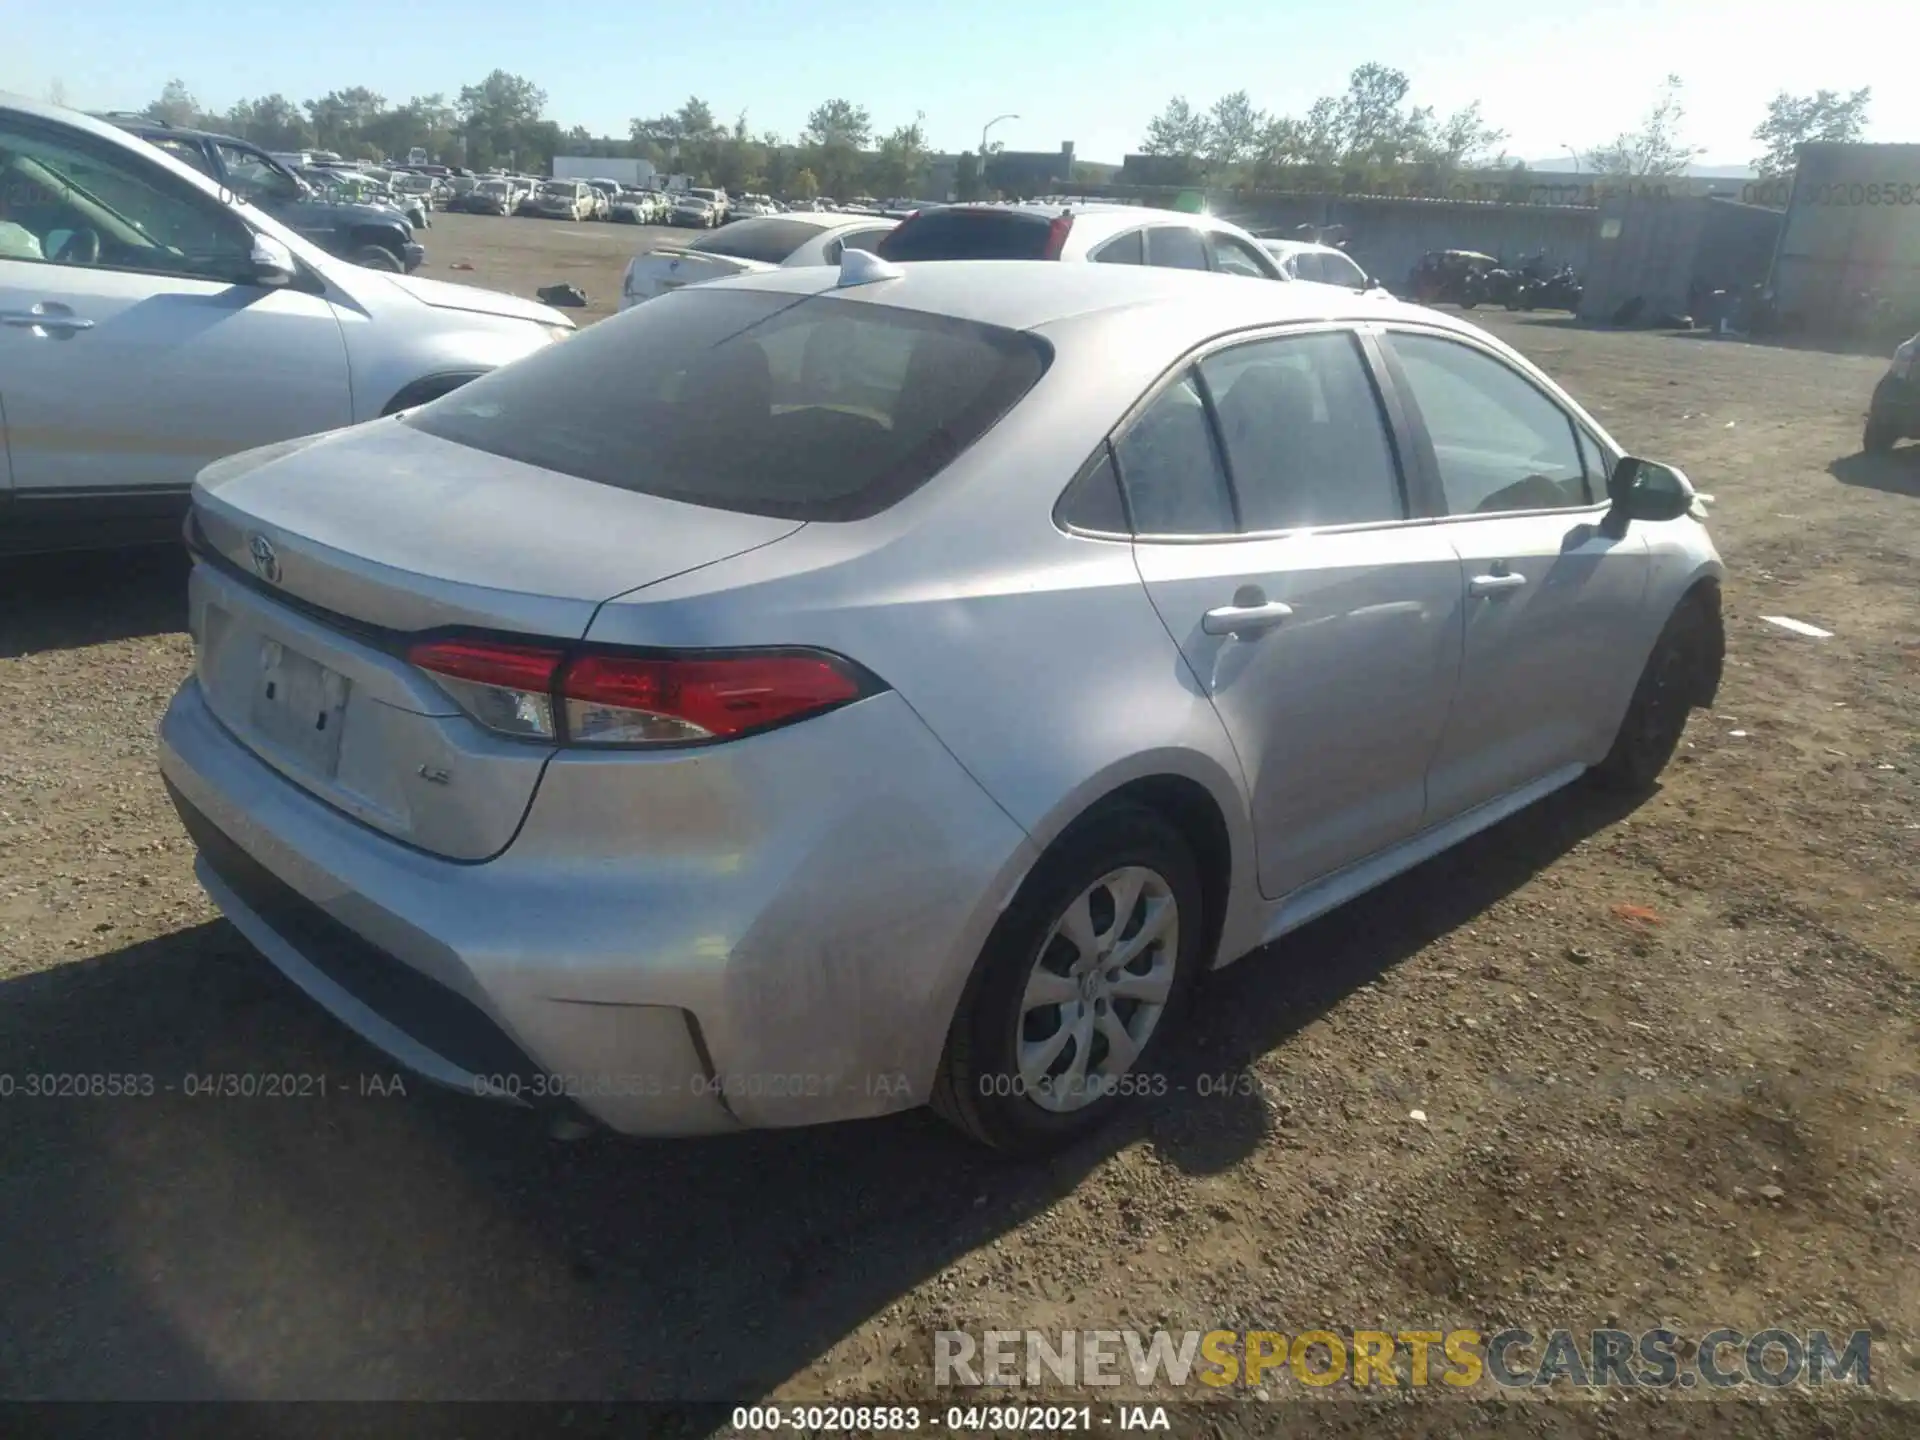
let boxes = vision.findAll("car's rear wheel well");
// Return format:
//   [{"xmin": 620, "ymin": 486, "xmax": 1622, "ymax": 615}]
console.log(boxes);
[
  {"xmin": 1089, "ymin": 775, "xmax": 1232, "ymax": 970},
  {"xmin": 380, "ymin": 371, "xmax": 487, "ymax": 417}
]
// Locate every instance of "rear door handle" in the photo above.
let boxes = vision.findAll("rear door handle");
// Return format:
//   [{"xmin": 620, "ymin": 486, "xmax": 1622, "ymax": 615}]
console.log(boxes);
[
  {"xmin": 1469, "ymin": 572, "xmax": 1528, "ymax": 596},
  {"xmin": 1, "ymin": 309, "xmax": 94, "ymax": 333},
  {"xmin": 1201, "ymin": 600, "xmax": 1294, "ymax": 637}
]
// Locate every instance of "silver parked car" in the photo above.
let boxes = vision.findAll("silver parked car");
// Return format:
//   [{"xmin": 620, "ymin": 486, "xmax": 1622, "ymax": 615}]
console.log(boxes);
[{"xmin": 159, "ymin": 260, "xmax": 1725, "ymax": 1153}]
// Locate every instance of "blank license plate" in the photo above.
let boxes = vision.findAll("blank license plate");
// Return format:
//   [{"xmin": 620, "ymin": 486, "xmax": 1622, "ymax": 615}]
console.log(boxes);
[{"xmin": 249, "ymin": 639, "xmax": 350, "ymax": 777}]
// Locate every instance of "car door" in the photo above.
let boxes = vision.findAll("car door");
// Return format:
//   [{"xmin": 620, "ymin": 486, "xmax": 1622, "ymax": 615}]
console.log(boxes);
[
  {"xmin": 0, "ymin": 110, "xmax": 351, "ymax": 520},
  {"xmin": 1123, "ymin": 327, "xmax": 1467, "ymax": 900},
  {"xmin": 1378, "ymin": 326, "xmax": 1649, "ymax": 820}
]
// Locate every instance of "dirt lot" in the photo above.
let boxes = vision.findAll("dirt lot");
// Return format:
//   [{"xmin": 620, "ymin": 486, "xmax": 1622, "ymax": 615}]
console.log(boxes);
[{"xmin": 1, "ymin": 217, "xmax": 1916, "ymax": 1427}]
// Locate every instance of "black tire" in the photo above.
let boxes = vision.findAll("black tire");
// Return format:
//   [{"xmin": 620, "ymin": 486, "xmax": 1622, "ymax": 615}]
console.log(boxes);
[
  {"xmin": 349, "ymin": 243, "xmax": 402, "ymax": 272},
  {"xmin": 931, "ymin": 803, "xmax": 1206, "ymax": 1154},
  {"xmin": 1592, "ymin": 591, "xmax": 1723, "ymax": 792},
  {"xmin": 1863, "ymin": 413, "xmax": 1899, "ymax": 455}
]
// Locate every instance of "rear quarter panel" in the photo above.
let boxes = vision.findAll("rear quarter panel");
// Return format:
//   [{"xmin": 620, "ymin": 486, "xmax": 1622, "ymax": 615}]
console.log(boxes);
[{"xmin": 583, "ymin": 308, "xmax": 1271, "ymax": 965}]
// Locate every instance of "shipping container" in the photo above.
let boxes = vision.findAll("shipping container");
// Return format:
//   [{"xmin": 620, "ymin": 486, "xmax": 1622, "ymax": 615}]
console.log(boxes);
[
  {"xmin": 1768, "ymin": 143, "xmax": 1920, "ymax": 336},
  {"xmin": 550, "ymin": 155, "xmax": 657, "ymax": 188}
]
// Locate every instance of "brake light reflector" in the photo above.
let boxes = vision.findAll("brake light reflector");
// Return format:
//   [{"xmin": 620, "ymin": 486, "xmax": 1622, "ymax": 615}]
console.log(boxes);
[
  {"xmin": 1042, "ymin": 213, "xmax": 1074, "ymax": 260},
  {"xmin": 561, "ymin": 652, "xmax": 865, "ymax": 745},
  {"xmin": 408, "ymin": 638, "xmax": 563, "ymax": 738}
]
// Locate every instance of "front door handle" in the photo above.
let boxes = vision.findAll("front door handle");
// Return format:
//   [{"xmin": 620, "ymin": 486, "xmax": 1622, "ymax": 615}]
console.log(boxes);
[
  {"xmin": 1468, "ymin": 572, "xmax": 1528, "ymax": 596},
  {"xmin": 1202, "ymin": 600, "xmax": 1295, "ymax": 637}
]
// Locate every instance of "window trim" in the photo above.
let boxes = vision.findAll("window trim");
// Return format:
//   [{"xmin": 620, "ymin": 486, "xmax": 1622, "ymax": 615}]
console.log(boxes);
[
  {"xmin": 1372, "ymin": 322, "xmax": 1619, "ymax": 523},
  {"xmin": 1073, "ymin": 319, "xmax": 1432, "ymax": 545},
  {"xmin": 0, "ymin": 113, "xmax": 264, "ymax": 287}
]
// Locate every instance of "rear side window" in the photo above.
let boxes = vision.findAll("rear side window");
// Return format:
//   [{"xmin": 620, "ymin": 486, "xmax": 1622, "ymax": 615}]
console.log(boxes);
[
  {"xmin": 1146, "ymin": 226, "xmax": 1208, "ymax": 272},
  {"xmin": 690, "ymin": 218, "xmax": 830, "ymax": 264},
  {"xmin": 1113, "ymin": 376, "xmax": 1235, "ymax": 535},
  {"xmin": 1288, "ymin": 253, "xmax": 1323, "ymax": 283},
  {"xmin": 878, "ymin": 209, "xmax": 1054, "ymax": 261},
  {"xmin": 1093, "ymin": 229, "xmax": 1144, "ymax": 265},
  {"xmin": 405, "ymin": 289, "xmax": 1050, "ymax": 522},
  {"xmin": 1200, "ymin": 331, "xmax": 1404, "ymax": 530}
]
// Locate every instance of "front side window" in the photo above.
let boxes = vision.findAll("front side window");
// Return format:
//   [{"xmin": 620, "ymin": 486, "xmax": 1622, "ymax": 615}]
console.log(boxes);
[
  {"xmin": 1210, "ymin": 233, "xmax": 1274, "ymax": 279},
  {"xmin": 1112, "ymin": 375, "xmax": 1235, "ymax": 535},
  {"xmin": 1146, "ymin": 226, "xmax": 1209, "ymax": 272},
  {"xmin": 1388, "ymin": 332, "xmax": 1590, "ymax": 515},
  {"xmin": 405, "ymin": 288, "xmax": 1051, "ymax": 522},
  {"xmin": 1319, "ymin": 250, "xmax": 1368, "ymax": 289},
  {"xmin": 0, "ymin": 119, "xmax": 253, "ymax": 280},
  {"xmin": 1200, "ymin": 331, "xmax": 1404, "ymax": 531}
]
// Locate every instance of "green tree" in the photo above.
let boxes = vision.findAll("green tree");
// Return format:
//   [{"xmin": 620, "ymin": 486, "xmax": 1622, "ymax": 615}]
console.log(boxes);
[
  {"xmin": 870, "ymin": 116, "xmax": 929, "ymax": 196},
  {"xmin": 790, "ymin": 166, "xmax": 820, "ymax": 200},
  {"xmin": 1751, "ymin": 87, "xmax": 1871, "ymax": 178},
  {"xmin": 1586, "ymin": 74, "xmax": 1703, "ymax": 178},
  {"xmin": 802, "ymin": 98, "xmax": 873, "ymax": 196},
  {"xmin": 225, "ymin": 94, "xmax": 313, "ymax": 152},
  {"xmin": 1141, "ymin": 96, "xmax": 1209, "ymax": 157},
  {"xmin": 144, "ymin": 79, "xmax": 203, "ymax": 128},
  {"xmin": 1205, "ymin": 90, "xmax": 1268, "ymax": 169},
  {"xmin": 457, "ymin": 70, "xmax": 548, "ymax": 170},
  {"xmin": 677, "ymin": 96, "xmax": 719, "ymax": 138}
]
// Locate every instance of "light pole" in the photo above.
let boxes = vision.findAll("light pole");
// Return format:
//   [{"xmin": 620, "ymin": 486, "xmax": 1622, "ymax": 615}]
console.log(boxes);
[
  {"xmin": 981, "ymin": 113, "xmax": 1019, "ymax": 155},
  {"xmin": 1562, "ymin": 143, "xmax": 1580, "ymax": 175}
]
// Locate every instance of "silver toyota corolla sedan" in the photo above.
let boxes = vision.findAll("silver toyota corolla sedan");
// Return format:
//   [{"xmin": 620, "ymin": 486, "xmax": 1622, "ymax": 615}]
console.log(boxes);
[{"xmin": 159, "ymin": 257, "xmax": 1726, "ymax": 1153}]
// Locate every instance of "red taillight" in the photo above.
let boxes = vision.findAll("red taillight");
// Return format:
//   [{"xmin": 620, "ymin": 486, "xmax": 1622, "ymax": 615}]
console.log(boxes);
[
  {"xmin": 562, "ymin": 652, "xmax": 864, "ymax": 745},
  {"xmin": 1042, "ymin": 214, "xmax": 1073, "ymax": 260},
  {"xmin": 408, "ymin": 638, "xmax": 870, "ymax": 747},
  {"xmin": 409, "ymin": 639, "xmax": 563, "ymax": 692}
]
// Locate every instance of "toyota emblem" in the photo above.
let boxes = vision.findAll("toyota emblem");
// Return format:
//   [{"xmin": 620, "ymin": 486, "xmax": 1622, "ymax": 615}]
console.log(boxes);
[{"xmin": 248, "ymin": 533, "xmax": 281, "ymax": 584}]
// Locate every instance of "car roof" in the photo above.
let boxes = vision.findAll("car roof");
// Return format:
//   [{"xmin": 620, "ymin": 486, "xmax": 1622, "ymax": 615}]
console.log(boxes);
[{"xmin": 699, "ymin": 259, "xmax": 1446, "ymax": 337}]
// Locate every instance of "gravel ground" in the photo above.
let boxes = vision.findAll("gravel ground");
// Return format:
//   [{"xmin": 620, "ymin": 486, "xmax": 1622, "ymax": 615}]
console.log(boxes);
[{"xmin": 0, "ymin": 220, "xmax": 1915, "ymax": 1427}]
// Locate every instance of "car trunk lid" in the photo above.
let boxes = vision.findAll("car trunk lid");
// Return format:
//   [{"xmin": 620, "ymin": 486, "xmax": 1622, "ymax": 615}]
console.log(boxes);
[
  {"xmin": 187, "ymin": 422, "xmax": 803, "ymax": 859},
  {"xmin": 623, "ymin": 247, "xmax": 772, "ymax": 305}
]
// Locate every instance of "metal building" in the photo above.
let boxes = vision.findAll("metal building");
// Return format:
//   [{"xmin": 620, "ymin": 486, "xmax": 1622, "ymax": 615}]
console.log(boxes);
[
  {"xmin": 1578, "ymin": 193, "xmax": 1784, "ymax": 324},
  {"xmin": 1767, "ymin": 142, "xmax": 1920, "ymax": 335}
]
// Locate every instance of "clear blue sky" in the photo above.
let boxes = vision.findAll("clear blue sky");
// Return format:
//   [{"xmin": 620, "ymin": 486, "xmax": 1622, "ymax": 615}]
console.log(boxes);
[{"xmin": 5, "ymin": 0, "xmax": 1911, "ymax": 167}]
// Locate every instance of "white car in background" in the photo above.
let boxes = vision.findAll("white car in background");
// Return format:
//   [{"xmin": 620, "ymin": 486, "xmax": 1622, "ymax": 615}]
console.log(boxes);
[
  {"xmin": 0, "ymin": 92, "xmax": 574, "ymax": 555},
  {"xmin": 620, "ymin": 213, "xmax": 898, "ymax": 309},
  {"xmin": 1260, "ymin": 238, "xmax": 1387, "ymax": 293}
]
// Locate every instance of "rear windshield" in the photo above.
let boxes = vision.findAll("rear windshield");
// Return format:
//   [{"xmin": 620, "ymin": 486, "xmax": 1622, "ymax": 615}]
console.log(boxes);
[
  {"xmin": 878, "ymin": 210, "xmax": 1054, "ymax": 262},
  {"xmin": 688, "ymin": 218, "xmax": 830, "ymax": 264},
  {"xmin": 404, "ymin": 288, "xmax": 1051, "ymax": 522}
]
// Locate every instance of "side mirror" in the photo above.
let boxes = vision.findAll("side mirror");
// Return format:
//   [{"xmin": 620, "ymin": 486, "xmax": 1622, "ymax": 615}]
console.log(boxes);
[
  {"xmin": 1607, "ymin": 456, "xmax": 1696, "ymax": 524},
  {"xmin": 248, "ymin": 234, "xmax": 298, "ymax": 288}
]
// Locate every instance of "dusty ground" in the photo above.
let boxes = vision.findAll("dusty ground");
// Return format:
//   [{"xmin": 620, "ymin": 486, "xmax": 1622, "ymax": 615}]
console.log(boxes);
[{"xmin": 1, "ymin": 216, "xmax": 1916, "ymax": 1430}]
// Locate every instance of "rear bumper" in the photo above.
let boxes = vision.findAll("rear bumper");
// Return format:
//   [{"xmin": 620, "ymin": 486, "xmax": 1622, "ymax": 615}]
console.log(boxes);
[{"xmin": 158, "ymin": 675, "xmax": 1033, "ymax": 1135}]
